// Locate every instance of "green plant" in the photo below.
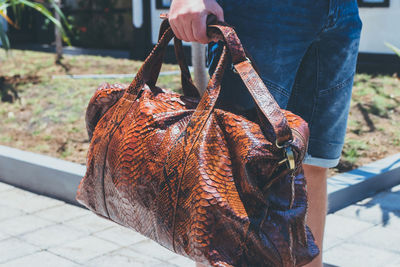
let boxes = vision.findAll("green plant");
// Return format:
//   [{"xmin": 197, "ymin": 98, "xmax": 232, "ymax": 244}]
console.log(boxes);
[
  {"xmin": 0, "ymin": 0, "xmax": 71, "ymax": 50},
  {"xmin": 385, "ymin": 42, "xmax": 400, "ymax": 57},
  {"xmin": 342, "ymin": 139, "xmax": 369, "ymax": 164}
]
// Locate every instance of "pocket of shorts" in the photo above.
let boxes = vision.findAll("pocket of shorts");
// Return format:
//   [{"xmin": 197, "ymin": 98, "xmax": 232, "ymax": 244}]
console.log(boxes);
[{"xmin": 318, "ymin": 74, "xmax": 355, "ymax": 96}]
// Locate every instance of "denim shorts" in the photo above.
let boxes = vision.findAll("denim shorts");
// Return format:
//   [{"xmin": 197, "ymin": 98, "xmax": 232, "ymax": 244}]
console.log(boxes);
[{"xmin": 208, "ymin": 0, "xmax": 362, "ymax": 168}]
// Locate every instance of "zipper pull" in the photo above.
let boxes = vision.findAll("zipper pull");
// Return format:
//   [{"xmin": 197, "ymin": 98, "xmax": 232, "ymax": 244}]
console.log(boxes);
[{"xmin": 278, "ymin": 146, "xmax": 295, "ymax": 171}]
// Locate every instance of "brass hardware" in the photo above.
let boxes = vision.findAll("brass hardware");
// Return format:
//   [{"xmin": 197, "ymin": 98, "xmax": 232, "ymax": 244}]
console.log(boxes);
[
  {"xmin": 278, "ymin": 146, "xmax": 295, "ymax": 170},
  {"xmin": 232, "ymin": 57, "xmax": 251, "ymax": 74}
]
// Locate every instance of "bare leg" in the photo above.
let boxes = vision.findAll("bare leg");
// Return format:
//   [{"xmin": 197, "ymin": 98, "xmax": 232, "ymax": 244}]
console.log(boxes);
[
  {"xmin": 302, "ymin": 164, "xmax": 328, "ymax": 267},
  {"xmin": 196, "ymin": 263, "xmax": 208, "ymax": 267}
]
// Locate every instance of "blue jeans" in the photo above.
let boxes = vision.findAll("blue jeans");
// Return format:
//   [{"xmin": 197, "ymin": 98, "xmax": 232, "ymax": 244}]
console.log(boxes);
[{"xmin": 208, "ymin": 0, "xmax": 362, "ymax": 168}]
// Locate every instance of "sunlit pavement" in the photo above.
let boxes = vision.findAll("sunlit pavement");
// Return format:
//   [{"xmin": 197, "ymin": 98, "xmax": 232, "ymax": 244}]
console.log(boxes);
[{"xmin": 0, "ymin": 181, "xmax": 400, "ymax": 267}]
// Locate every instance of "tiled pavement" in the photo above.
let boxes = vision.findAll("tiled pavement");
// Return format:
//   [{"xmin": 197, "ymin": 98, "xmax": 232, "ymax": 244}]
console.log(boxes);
[
  {"xmin": 0, "ymin": 181, "xmax": 400, "ymax": 267},
  {"xmin": 323, "ymin": 184, "xmax": 400, "ymax": 267}
]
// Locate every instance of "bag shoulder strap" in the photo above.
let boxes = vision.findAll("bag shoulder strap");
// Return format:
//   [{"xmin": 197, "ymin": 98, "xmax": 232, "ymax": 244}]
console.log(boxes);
[{"xmin": 208, "ymin": 24, "xmax": 293, "ymax": 146}]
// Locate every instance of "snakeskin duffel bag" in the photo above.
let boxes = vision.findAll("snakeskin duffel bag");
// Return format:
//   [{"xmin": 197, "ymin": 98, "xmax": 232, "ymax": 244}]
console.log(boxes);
[{"xmin": 76, "ymin": 18, "xmax": 319, "ymax": 267}]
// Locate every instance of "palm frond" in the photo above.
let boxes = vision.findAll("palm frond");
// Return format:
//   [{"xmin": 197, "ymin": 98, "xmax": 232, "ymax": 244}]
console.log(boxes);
[
  {"xmin": 0, "ymin": 0, "xmax": 72, "ymax": 50},
  {"xmin": 0, "ymin": 20, "xmax": 10, "ymax": 50},
  {"xmin": 385, "ymin": 42, "xmax": 400, "ymax": 57},
  {"xmin": 0, "ymin": 8, "xmax": 19, "ymax": 29}
]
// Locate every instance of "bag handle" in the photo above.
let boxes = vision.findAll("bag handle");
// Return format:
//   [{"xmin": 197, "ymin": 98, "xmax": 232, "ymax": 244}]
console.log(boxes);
[
  {"xmin": 147, "ymin": 19, "xmax": 200, "ymax": 98},
  {"xmin": 126, "ymin": 18, "xmax": 293, "ymax": 147},
  {"xmin": 206, "ymin": 23, "xmax": 293, "ymax": 146}
]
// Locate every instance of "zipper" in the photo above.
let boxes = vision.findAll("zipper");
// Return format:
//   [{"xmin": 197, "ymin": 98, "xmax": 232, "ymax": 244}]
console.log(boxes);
[{"xmin": 277, "ymin": 127, "xmax": 307, "ymax": 172}]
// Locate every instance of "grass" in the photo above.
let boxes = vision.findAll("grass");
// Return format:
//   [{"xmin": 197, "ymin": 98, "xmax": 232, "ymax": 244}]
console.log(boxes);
[
  {"xmin": 342, "ymin": 139, "xmax": 369, "ymax": 164},
  {"xmin": 1, "ymin": 49, "xmax": 400, "ymax": 175},
  {"xmin": 0, "ymin": 49, "xmax": 183, "ymax": 164}
]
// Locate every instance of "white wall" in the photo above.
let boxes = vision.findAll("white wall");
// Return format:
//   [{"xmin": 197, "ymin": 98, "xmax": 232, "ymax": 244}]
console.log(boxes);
[
  {"xmin": 151, "ymin": 0, "xmax": 165, "ymax": 44},
  {"xmin": 359, "ymin": 1, "xmax": 400, "ymax": 54}
]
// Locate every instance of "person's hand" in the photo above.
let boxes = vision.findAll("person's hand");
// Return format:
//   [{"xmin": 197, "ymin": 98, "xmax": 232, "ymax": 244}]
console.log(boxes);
[{"xmin": 169, "ymin": 0, "xmax": 224, "ymax": 44}]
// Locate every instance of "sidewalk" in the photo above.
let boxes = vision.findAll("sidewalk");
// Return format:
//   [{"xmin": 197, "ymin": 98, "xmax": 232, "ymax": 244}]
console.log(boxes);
[
  {"xmin": 323, "ymin": 183, "xmax": 400, "ymax": 267},
  {"xmin": 0, "ymin": 181, "xmax": 399, "ymax": 267}
]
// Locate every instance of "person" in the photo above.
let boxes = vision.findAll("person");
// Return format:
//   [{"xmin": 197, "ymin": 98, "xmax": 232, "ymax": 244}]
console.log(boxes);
[{"xmin": 169, "ymin": 0, "xmax": 362, "ymax": 266}]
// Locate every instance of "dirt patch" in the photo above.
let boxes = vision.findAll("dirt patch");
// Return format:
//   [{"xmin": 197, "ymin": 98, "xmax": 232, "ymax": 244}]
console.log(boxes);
[{"xmin": 0, "ymin": 75, "xmax": 41, "ymax": 103}]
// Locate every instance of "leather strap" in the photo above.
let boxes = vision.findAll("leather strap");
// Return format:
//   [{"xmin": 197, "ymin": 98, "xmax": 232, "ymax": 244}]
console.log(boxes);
[
  {"xmin": 126, "ymin": 27, "xmax": 205, "ymax": 99},
  {"xmin": 127, "ymin": 27, "xmax": 175, "ymax": 95},
  {"xmin": 147, "ymin": 19, "xmax": 200, "ymax": 98},
  {"xmin": 173, "ymin": 38, "xmax": 200, "ymax": 98},
  {"xmin": 145, "ymin": 19, "xmax": 171, "ymax": 90},
  {"xmin": 207, "ymin": 24, "xmax": 293, "ymax": 145},
  {"xmin": 126, "ymin": 18, "xmax": 293, "ymax": 146}
]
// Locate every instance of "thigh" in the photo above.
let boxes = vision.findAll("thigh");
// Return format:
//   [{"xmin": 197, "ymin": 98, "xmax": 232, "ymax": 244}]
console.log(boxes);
[
  {"xmin": 287, "ymin": 0, "xmax": 362, "ymax": 166},
  {"xmin": 210, "ymin": 0, "xmax": 329, "ymax": 109}
]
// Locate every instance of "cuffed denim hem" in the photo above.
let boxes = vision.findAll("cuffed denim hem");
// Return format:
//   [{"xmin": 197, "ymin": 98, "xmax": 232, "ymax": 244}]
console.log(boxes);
[{"xmin": 303, "ymin": 153, "xmax": 340, "ymax": 169}]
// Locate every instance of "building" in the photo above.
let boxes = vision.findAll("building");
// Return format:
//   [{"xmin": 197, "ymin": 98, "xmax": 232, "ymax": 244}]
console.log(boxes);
[
  {"xmin": 4, "ymin": 0, "xmax": 400, "ymax": 72},
  {"xmin": 357, "ymin": 0, "xmax": 400, "ymax": 72}
]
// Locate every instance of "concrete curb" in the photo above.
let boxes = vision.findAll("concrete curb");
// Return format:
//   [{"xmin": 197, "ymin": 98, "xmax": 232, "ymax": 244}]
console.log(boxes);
[
  {"xmin": 327, "ymin": 153, "xmax": 400, "ymax": 213},
  {"xmin": 0, "ymin": 145, "xmax": 399, "ymax": 211},
  {"xmin": 51, "ymin": 68, "xmax": 194, "ymax": 80},
  {"xmin": 12, "ymin": 44, "xmax": 131, "ymax": 59},
  {"xmin": 0, "ymin": 145, "xmax": 85, "ymax": 206}
]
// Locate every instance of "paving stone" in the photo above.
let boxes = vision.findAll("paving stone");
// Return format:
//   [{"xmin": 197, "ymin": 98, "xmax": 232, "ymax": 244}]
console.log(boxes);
[
  {"xmin": 324, "ymin": 242, "xmax": 399, "ymax": 267},
  {"xmin": 348, "ymin": 225, "xmax": 400, "ymax": 254},
  {"xmin": 0, "ymin": 204, "xmax": 25, "ymax": 221},
  {"xmin": 130, "ymin": 239, "xmax": 177, "ymax": 261},
  {"xmin": 0, "ymin": 214, "xmax": 54, "ymax": 236},
  {"xmin": 336, "ymin": 203, "xmax": 400, "ymax": 230},
  {"xmin": 20, "ymin": 223, "xmax": 86, "ymax": 249},
  {"xmin": 85, "ymin": 247, "xmax": 164, "ymax": 267},
  {"xmin": 166, "ymin": 254, "xmax": 196, "ymax": 267},
  {"xmin": 1, "ymin": 178, "xmax": 399, "ymax": 266},
  {"xmin": 335, "ymin": 204, "xmax": 389, "ymax": 225},
  {"xmin": 323, "ymin": 232, "xmax": 345, "ymax": 252},
  {"xmin": 94, "ymin": 225, "xmax": 147, "ymax": 246},
  {"xmin": 0, "ymin": 189, "xmax": 64, "ymax": 213},
  {"xmin": 48, "ymin": 235, "xmax": 119, "ymax": 263},
  {"xmin": 3, "ymin": 251, "xmax": 80, "ymax": 267},
  {"xmin": 324, "ymin": 214, "xmax": 375, "ymax": 241},
  {"xmin": 62, "ymin": 213, "xmax": 115, "ymax": 234},
  {"xmin": 0, "ymin": 182, "xmax": 15, "ymax": 192},
  {"xmin": 378, "ymin": 213, "xmax": 400, "ymax": 231},
  {"xmin": 386, "ymin": 257, "xmax": 400, "ymax": 267},
  {"xmin": 0, "ymin": 237, "xmax": 40, "ymax": 264},
  {"xmin": 34, "ymin": 204, "xmax": 89, "ymax": 223},
  {"xmin": 0, "ymin": 231, "xmax": 10, "ymax": 242}
]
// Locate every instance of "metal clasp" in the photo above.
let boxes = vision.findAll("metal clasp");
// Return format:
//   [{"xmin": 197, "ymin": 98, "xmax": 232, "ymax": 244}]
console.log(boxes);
[
  {"xmin": 278, "ymin": 146, "xmax": 295, "ymax": 171},
  {"xmin": 231, "ymin": 57, "xmax": 251, "ymax": 74}
]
